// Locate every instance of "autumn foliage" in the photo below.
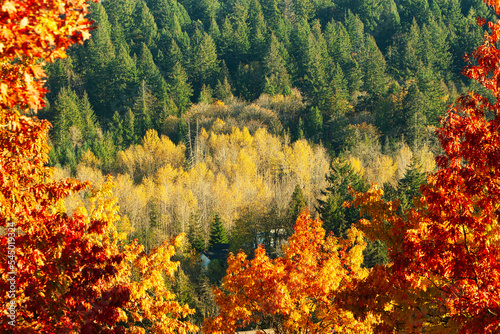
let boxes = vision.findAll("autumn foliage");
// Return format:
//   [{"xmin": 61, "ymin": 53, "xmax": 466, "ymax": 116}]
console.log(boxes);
[
  {"xmin": 203, "ymin": 210, "xmax": 378, "ymax": 334},
  {"xmin": 346, "ymin": 1, "xmax": 500, "ymax": 333},
  {"xmin": 0, "ymin": 0, "xmax": 196, "ymax": 332}
]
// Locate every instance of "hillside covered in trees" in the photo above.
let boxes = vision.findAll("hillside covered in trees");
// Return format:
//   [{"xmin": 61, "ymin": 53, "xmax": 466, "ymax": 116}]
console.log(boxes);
[
  {"xmin": 37, "ymin": 0, "xmax": 494, "ymax": 326},
  {"xmin": 3, "ymin": 0, "xmax": 500, "ymax": 332},
  {"xmin": 43, "ymin": 0, "xmax": 488, "ymax": 247}
]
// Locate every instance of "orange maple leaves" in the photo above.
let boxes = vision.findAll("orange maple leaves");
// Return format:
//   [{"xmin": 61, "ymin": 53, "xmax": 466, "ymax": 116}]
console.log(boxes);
[
  {"xmin": 0, "ymin": 0, "xmax": 93, "ymax": 111},
  {"xmin": 203, "ymin": 210, "xmax": 378, "ymax": 334}
]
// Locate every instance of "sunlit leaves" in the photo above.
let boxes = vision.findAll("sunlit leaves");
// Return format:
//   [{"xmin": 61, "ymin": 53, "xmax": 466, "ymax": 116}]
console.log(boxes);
[
  {"xmin": 348, "ymin": 1, "xmax": 500, "ymax": 332},
  {"xmin": 203, "ymin": 210, "xmax": 378, "ymax": 333}
]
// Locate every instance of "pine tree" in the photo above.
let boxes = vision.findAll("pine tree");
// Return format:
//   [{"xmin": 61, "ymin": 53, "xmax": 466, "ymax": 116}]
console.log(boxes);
[
  {"xmin": 168, "ymin": 62, "xmax": 193, "ymax": 114},
  {"xmin": 108, "ymin": 44, "xmax": 139, "ymax": 115},
  {"xmin": 190, "ymin": 29, "xmax": 219, "ymax": 94},
  {"xmin": 136, "ymin": 43, "xmax": 169, "ymax": 103},
  {"xmin": 131, "ymin": 1, "xmax": 158, "ymax": 46},
  {"xmin": 317, "ymin": 159, "xmax": 367, "ymax": 237},
  {"xmin": 208, "ymin": 212, "xmax": 228, "ymax": 248},
  {"xmin": 288, "ymin": 184, "xmax": 307, "ymax": 222},
  {"xmin": 188, "ymin": 212, "xmax": 206, "ymax": 252},
  {"xmin": 305, "ymin": 106, "xmax": 323, "ymax": 141},
  {"xmin": 263, "ymin": 33, "xmax": 292, "ymax": 96}
]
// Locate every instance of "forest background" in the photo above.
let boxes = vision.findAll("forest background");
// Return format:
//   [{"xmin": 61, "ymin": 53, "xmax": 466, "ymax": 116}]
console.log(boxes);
[{"xmin": 36, "ymin": 0, "xmax": 494, "ymax": 328}]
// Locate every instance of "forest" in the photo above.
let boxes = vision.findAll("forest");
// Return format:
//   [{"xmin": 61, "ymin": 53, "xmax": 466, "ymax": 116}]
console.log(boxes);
[{"xmin": 1, "ymin": 0, "xmax": 500, "ymax": 332}]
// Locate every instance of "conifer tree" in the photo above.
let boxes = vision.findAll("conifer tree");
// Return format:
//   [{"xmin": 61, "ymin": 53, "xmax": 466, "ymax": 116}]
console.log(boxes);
[
  {"xmin": 317, "ymin": 159, "xmax": 367, "ymax": 237},
  {"xmin": 132, "ymin": 80, "xmax": 156, "ymax": 137},
  {"xmin": 383, "ymin": 158, "xmax": 427, "ymax": 214},
  {"xmin": 361, "ymin": 35, "xmax": 387, "ymax": 97},
  {"xmin": 293, "ymin": 0, "xmax": 314, "ymax": 22},
  {"xmin": 288, "ymin": 184, "xmax": 307, "ymax": 222},
  {"xmin": 248, "ymin": 0, "xmax": 268, "ymax": 60},
  {"xmin": 190, "ymin": 29, "xmax": 219, "ymax": 94},
  {"xmin": 305, "ymin": 106, "xmax": 323, "ymax": 141},
  {"xmin": 263, "ymin": 34, "xmax": 292, "ymax": 96},
  {"xmin": 188, "ymin": 213, "xmax": 206, "ymax": 252},
  {"xmin": 131, "ymin": 1, "xmax": 158, "ymax": 46},
  {"xmin": 108, "ymin": 44, "xmax": 139, "ymax": 114},
  {"xmin": 124, "ymin": 107, "xmax": 139, "ymax": 147},
  {"xmin": 110, "ymin": 110, "xmax": 125, "ymax": 150},
  {"xmin": 137, "ymin": 43, "xmax": 169, "ymax": 103},
  {"xmin": 208, "ymin": 212, "xmax": 228, "ymax": 248},
  {"xmin": 168, "ymin": 62, "xmax": 193, "ymax": 114}
]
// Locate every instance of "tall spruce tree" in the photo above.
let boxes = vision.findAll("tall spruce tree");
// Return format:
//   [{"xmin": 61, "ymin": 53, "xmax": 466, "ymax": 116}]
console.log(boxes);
[
  {"xmin": 208, "ymin": 212, "xmax": 228, "ymax": 248},
  {"xmin": 317, "ymin": 159, "xmax": 367, "ymax": 237}
]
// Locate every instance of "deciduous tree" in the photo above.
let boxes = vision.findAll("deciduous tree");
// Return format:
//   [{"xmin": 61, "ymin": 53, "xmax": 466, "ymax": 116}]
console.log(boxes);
[
  {"xmin": 203, "ymin": 210, "xmax": 378, "ymax": 333},
  {"xmin": 0, "ymin": 0, "xmax": 197, "ymax": 332},
  {"xmin": 347, "ymin": 2, "xmax": 500, "ymax": 332}
]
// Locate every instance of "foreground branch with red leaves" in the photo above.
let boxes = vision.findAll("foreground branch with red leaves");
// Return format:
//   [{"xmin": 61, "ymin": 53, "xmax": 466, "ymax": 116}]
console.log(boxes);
[
  {"xmin": 0, "ymin": 0, "xmax": 197, "ymax": 332},
  {"xmin": 345, "ymin": 0, "xmax": 500, "ymax": 333}
]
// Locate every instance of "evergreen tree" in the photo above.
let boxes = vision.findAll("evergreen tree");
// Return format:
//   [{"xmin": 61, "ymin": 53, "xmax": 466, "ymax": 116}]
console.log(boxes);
[
  {"xmin": 131, "ymin": 1, "xmax": 158, "ymax": 46},
  {"xmin": 79, "ymin": 92, "xmax": 100, "ymax": 144},
  {"xmin": 361, "ymin": 35, "xmax": 387, "ymax": 97},
  {"xmin": 52, "ymin": 87, "xmax": 82, "ymax": 147},
  {"xmin": 214, "ymin": 76, "xmax": 233, "ymax": 102},
  {"xmin": 188, "ymin": 212, "xmax": 206, "ymax": 252},
  {"xmin": 168, "ymin": 62, "xmax": 193, "ymax": 114},
  {"xmin": 383, "ymin": 158, "xmax": 427, "ymax": 214},
  {"xmin": 305, "ymin": 106, "xmax": 323, "ymax": 142},
  {"xmin": 81, "ymin": 2, "xmax": 115, "ymax": 116},
  {"xmin": 109, "ymin": 110, "xmax": 125, "ymax": 150},
  {"xmin": 102, "ymin": 0, "xmax": 135, "ymax": 36},
  {"xmin": 190, "ymin": 29, "xmax": 219, "ymax": 94},
  {"xmin": 108, "ymin": 44, "xmax": 139, "ymax": 115},
  {"xmin": 199, "ymin": 84, "xmax": 214, "ymax": 104},
  {"xmin": 261, "ymin": 0, "xmax": 281, "ymax": 27},
  {"xmin": 136, "ymin": 43, "xmax": 169, "ymax": 103},
  {"xmin": 248, "ymin": 0, "xmax": 268, "ymax": 60},
  {"xmin": 293, "ymin": 0, "xmax": 314, "ymax": 22},
  {"xmin": 403, "ymin": 82, "xmax": 428, "ymax": 146},
  {"xmin": 289, "ymin": 18, "xmax": 311, "ymax": 81},
  {"xmin": 208, "ymin": 212, "xmax": 228, "ymax": 248},
  {"xmin": 164, "ymin": 39, "xmax": 184, "ymax": 74},
  {"xmin": 324, "ymin": 20, "xmax": 362, "ymax": 95},
  {"xmin": 416, "ymin": 65, "xmax": 448, "ymax": 126},
  {"xmin": 262, "ymin": 33, "xmax": 292, "ymax": 96},
  {"xmin": 288, "ymin": 184, "xmax": 307, "ymax": 222},
  {"xmin": 208, "ymin": 16, "xmax": 221, "ymax": 42},
  {"xmin": 132, "ymin": 80, "xmax": 156, "ymax": 137},
  {"xmin": 123, "ymin": 107, "xmax": 139, "ymax": 147},
  {"xmin": 345, "ymin": 10, "xmax": 365, "ymax": 58},
  {"xmin": 302, "ymin": 31, "xmax": 335, "ymax": 112},
  {"xmin": 317, "ymin": 159, "xmax": 367, "ymax": 237}
]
